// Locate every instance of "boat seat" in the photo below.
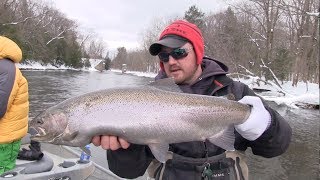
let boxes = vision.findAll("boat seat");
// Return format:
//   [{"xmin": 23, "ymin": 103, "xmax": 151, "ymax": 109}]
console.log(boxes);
[{"xmin": 17, "ymin": 154, "xmax": 54, "ymax": 174}]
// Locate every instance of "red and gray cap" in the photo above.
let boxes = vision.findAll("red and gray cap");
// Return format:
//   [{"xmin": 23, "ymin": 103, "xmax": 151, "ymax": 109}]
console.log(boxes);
[{"xmin": 149, "ymin": 20, "xmax": 204, "ymax": 70}]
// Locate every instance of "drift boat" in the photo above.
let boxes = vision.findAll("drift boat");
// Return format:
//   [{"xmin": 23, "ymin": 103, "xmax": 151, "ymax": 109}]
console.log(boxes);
[
  {"xmin": 0, "ymin": 151, "xmax": 95, "ymax": 180},
  {"xmin": 0, "ymin": 134, "xmax": 95, "ymax": 180}
]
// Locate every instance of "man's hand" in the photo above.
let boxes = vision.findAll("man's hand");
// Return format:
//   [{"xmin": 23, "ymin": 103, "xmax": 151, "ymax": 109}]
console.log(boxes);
[
  {"xmin": 235, "ymin": 96, "xmax": 271, "ymax": 141},
  {"xmin": 92, "ymin": 135, "xmax": 130, "ymax": 150}
]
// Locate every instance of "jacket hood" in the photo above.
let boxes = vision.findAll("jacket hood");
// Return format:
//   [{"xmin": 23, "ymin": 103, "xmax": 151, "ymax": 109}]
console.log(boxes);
[
  {"xmin": 200, "ymin": 57, "xmax": 228, "ymax": 79},
  {"xmin": 0, "ymin": 36, "xmax": 22, "ymax": 63}
]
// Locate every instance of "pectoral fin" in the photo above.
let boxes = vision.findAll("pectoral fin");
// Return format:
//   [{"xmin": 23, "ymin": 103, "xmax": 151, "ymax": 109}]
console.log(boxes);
[
  {"xmin": 148, "ymin": 143, "xmax": 169, "ymax": 163},
  {"xmin": 208, "ymin": 125, "xmax": 236, "ymax": 151},
  {"xmin": 62, "ymin": 131, "xmax": 78, "ymax": 141}
]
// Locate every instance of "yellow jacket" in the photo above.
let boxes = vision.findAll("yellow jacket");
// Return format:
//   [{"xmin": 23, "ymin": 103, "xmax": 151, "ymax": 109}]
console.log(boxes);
[{"xmin": 0, "ymin": 36, "xmax": 28, "ymax": 143}]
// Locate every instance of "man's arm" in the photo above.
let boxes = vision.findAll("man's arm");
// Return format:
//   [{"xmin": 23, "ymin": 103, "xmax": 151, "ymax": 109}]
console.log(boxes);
[
  {"xmin": 247, "ymin": 105, "xmax": 292, "ymax": 158},
  {"xmin": 0, "ymin": 59, "xmax": 16, "ymax": 118},
  {"xmin": 234, "ymin": 85, "xmax": 292, "ymax": 158}
]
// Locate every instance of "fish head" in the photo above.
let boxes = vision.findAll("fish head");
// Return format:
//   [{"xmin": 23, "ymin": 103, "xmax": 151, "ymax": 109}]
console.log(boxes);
[{"xmin": 29, "ymin": 108, "xmax": 68, "ymax": 143}]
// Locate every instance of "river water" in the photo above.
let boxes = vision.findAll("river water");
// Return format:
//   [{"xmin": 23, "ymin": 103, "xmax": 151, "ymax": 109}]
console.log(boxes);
[{"xmin": 22, "ymin": 70, "xmax": 319, "ymax": 180}]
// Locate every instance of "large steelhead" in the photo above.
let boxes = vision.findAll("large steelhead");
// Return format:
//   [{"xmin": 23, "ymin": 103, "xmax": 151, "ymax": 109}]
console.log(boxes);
[{"xmin": 30, "ymin": 78, "xmax": 251, "ymax": 162}]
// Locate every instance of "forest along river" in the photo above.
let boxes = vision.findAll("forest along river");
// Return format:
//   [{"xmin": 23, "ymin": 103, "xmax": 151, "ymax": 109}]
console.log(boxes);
[{"xmin": 22, "ymin": 70, "xmax": 319, "ymax": 180}]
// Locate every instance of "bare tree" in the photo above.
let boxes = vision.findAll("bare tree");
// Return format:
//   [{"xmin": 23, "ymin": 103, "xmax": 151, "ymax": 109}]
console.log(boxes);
[
  {"xmin": 87, "ymin": 38, "xmax": 106, "ymax": 59},
  {"xmin": 139, "ymin": 17, "xmax": 174, "ymax": 73},
  {"xmin": 0, "ymin": 0, "xmax": 108, "ymax": 68},
  {"xmin": 281, "ymin": 0, "xmax": 318, "ymax": 85},
  {"xmin": 112, "ymin": 47, "xmax": 128, "ymax": 70},
  {"xmin": 232, "ymin": 0, "xmax": 283, "ymax": 85}
]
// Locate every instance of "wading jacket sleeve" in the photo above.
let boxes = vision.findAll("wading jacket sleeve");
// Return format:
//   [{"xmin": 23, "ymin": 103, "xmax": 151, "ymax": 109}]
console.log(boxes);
[
  {"xmin": 0, "ymin": 59, "xmax": 29, "ymax": 143},
  {"xmin": 233, "ymin": 84, "xmax": 292, "ymax": 158},
  {"xmin": 107, "ymin": 144, "xmax": 154, "ymax": 178}
]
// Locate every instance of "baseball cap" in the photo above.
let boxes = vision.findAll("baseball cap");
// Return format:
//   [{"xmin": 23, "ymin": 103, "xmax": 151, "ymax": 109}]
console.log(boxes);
[{"xmin": 149, "ymin": 35, "xmax": 188, "ymax": 56}]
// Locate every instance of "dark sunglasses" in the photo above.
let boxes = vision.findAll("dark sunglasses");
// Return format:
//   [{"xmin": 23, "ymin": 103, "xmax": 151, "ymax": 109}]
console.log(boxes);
[{"xmin": 158, "ymin": 47, "xmax": 193, "ymax": 63}]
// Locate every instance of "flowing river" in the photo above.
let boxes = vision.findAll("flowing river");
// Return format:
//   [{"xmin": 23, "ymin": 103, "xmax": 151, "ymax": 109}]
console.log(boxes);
[{"xmin": 22, "ymin": 70, "xmax": 319, "ymax": 180}]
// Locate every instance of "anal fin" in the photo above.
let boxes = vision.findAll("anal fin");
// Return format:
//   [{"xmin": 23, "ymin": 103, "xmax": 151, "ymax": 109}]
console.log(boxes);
[
  {"xmin": 208, "ymin": 125, "xmax": 236, "ymax": 151},
  {"xmin": 148, "ymin": 143, "xmax": 169, "ymax": 163}
]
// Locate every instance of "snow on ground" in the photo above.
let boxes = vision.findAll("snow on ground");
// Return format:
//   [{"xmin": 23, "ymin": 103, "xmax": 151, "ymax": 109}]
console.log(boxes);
[
  {"xmin": 17, "ymin": 60, "xmax": 73, "ymax": 70},
  {"xmin": 18, "ymin": 59, "xmax": 103, "ymax": 72}
]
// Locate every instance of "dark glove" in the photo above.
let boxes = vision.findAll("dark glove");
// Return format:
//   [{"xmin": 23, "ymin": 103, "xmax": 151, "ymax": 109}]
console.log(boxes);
[
  {"xmin": 17, "ymin": 142, "xmax": 44, "ymax": 161},
  {"xmin": 30, "ymin": 140, "xmax": 41, "ymax": 152}
]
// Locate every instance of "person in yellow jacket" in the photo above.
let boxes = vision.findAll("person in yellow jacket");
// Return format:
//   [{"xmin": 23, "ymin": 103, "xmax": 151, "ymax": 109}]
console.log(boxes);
[{"xmin": 0, "ymin": 36, "xmax": 29, "ymax": 174}]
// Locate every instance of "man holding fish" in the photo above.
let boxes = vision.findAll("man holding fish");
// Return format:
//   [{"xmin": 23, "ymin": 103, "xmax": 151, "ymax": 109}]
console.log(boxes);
[{"xmin": 91, "ymin": 20, "xmax": 292, "ymax": 180}]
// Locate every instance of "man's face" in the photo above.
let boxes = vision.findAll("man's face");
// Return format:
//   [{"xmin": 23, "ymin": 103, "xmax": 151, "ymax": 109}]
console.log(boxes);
[{"xmin": 160, "ymin": 43, "xmax": 201, "ymax": 85}]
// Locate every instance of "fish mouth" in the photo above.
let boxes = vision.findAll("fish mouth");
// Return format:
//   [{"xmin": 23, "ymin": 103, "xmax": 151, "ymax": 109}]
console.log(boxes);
[
  {"xmin": 29, "ymin": 127, "xmax": 47, "ymax": 139},
  {"xmin": 28, "ymin": 127, "xmax": 39, "ymax": 135}
]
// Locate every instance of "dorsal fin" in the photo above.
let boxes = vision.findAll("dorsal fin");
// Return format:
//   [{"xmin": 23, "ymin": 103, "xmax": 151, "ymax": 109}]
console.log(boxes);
[{"xmin": 148, "ymin": 78, "xmax": 183, "ymax": 93}]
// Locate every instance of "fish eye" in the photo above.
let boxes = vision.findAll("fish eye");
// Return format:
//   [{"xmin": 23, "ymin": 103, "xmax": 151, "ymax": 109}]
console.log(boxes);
[{"xmin": 37, "ymin": 119, "xmax": 44, "ymax": 124}]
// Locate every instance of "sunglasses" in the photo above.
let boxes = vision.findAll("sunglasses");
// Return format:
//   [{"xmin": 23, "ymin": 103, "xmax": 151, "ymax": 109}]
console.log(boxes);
[{"xmin": 158, "ymin": 47, "xmax": 193, "ymax": 63}]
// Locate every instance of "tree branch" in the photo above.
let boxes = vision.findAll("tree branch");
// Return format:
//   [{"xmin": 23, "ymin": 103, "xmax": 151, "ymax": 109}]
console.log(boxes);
[
  {"xmin": 46, "ymin": 28, "xmax": 69, "ymax": 45},
  {"xmin": 2, "ymin": 15, "xmax": 38, "ymax": 26},
  {"xmin": 260, "ymin": 58, "xmax": 283, "ymax": 89}
]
